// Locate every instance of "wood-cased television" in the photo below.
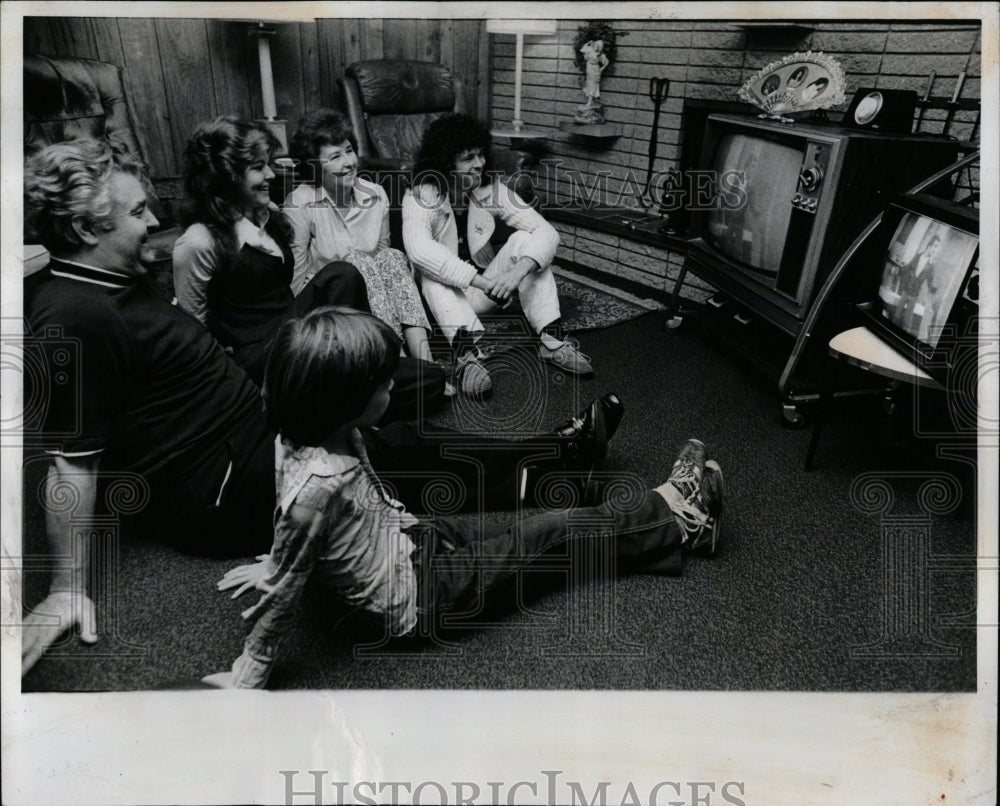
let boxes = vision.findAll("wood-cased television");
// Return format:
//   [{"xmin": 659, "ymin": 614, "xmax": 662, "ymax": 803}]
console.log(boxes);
[{"xmin": 684, "ymin": 113, "xmax": 961, "ymax": 336}]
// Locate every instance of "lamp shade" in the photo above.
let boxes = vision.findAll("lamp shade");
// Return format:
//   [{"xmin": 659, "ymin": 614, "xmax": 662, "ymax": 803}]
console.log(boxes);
[{"xmin": 486, "ymin": 19, "xmax": 557, "ymax": 35}]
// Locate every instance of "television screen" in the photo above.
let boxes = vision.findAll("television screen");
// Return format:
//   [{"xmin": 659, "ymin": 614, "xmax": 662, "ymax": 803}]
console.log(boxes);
[
  {"xmin": 856, "ymin": 193, "xmax": 979, "ymax": 384},
  {"xmin": 875, "ymin": 212, "xmax": 979, "ymax": 348},
  {"xmin": 704, "ymin": 133, "xmax": 803, "ymax": 276}
]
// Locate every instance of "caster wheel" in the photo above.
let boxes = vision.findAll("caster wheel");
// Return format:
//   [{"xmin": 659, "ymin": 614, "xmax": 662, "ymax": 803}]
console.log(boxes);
[
  {"xmin": 664, "ymin": 314, "xmax": 685, "ymax": 333},
  {"xmin": 782, "ymin": 404, "xmax": 806, "ymax": 428}
]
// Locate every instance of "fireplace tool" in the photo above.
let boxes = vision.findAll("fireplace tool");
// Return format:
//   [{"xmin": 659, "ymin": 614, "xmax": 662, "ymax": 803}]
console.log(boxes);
[{"xmin": 642, "ymin": 76, "xmax": 671, "ymax": 209}]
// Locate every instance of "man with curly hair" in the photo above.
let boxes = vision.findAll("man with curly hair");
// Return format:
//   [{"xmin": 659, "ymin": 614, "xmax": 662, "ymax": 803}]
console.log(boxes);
[{"xmin": 402, "ymin": 113, "xmax": 593, "ymax": 395}]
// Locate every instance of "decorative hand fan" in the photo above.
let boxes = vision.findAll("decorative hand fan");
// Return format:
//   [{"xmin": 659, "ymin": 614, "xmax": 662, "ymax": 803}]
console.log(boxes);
[{"xmin": 738, "ymin": 51, "xmax": 847, "ymax": 122}]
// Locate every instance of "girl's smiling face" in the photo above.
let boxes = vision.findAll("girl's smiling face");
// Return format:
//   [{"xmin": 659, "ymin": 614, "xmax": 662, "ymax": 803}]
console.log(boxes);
[{"xmin": 235, "ymin": 148, "xmax": 275, "ymax": 216}]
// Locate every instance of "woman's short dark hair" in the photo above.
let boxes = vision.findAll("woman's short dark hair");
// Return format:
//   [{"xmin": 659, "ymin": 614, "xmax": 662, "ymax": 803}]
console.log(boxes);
[
  {"xmin": 289, "ymin": 109, "xmax": 357, "ymax": 186},
  {"xmin": 412, "ymin": 113, "xmax": 492, "ymax": 192},
  {"xmin": 263, "ymin": 307, "xmax": 401, "ymax": 446}
]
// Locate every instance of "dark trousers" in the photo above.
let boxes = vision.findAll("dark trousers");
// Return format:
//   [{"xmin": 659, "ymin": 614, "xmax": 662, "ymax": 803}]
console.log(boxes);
[
  {"xmin": 233, "ymin": 261, "xmax": 445, "ymax": 421},
  {"xmin": 157, "ymin": 417, "xmax": 579, "ymax": 557},
  {"xmin": 145, "ymin": 414, "xmax": 277, "ymax": 557},
  {"xmin": 291, "ymin": 260, "xmax": 371, "ymax": 314},
  {"xmin": 230, "ymin": 261, "xmax": 370, "ymax": 386},
  {"xmin": 380, "ymin": 357, "xmax": 447, "ymax": 424},
  {"xmin": 361, "ymin": 420, "xmax": 577, "ymax": 513},
  {"xmin": 409, "ymin": 490, "xmax": 682, "ymax": 634}
]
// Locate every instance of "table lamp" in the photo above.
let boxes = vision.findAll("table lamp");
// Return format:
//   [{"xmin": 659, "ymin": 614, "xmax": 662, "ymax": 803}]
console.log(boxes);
[
  {"xmin": 486, "ymin": 19, "xmax": 557, "ymax": 140},
  {"xmin": 249, "ymin": 22, "xmax": 288, "ymax": 154}
]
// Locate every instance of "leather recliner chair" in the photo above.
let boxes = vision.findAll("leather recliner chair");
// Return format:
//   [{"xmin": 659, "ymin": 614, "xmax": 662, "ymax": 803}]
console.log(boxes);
[
  {"xmin": 23, "ymin": 54, "xmax": 181, "ymax": 293},
  {"xmin": 336, "ymin": 59, "xmax": 538, "ymax": 248},
  {"xmin": 340, "ymin": 59, "xmax": 467, "ymax": 171}
]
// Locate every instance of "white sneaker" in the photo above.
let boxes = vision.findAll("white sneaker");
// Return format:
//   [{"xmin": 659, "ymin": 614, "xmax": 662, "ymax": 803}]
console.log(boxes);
[
  {"xmin": 539, "ymin": 338, "xmax": 593, "ymax": 375},
  {"xmin": 454, "ymin": 350, "xmax": 492, "ymax": 396}
]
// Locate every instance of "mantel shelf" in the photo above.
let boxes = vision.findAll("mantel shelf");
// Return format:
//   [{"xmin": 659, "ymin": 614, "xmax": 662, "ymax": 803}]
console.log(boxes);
[{"xmin": 558, "ymin": 121, "xmax": 623, "ymax": 139}]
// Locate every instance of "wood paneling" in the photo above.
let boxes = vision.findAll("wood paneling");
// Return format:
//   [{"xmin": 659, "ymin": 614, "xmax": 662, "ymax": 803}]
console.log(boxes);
[
  {"xmin": 415, "ymin": 19, "xmax": 441, "ymax": 63},
  {"xmin": 207, "ymin": 20, "xmax": 256, "ymax": 120},
  {"xmin": 447, "ymin": 19, "xmax": 486, "ymax": 116},
  {"xmin": 341, "ymin": 18, "xmax": 364, "ymax": 68},
  {"xmin": 22, "ymin": 16, "xmax": 490, "ymax": 194},
  {"xmin": 117, "ymin": 17, "xmax": 177, "ymax": 176},
  {"xmin": 297, "ymin": 23, "xmax": 324, "ymax": 114},
  {"xmin": 90, "ymin": 18, "xmax": 126, "ymax": 67},
  {"xmin": 23, "ymin": 17, "xmax": 55, "ymax": 56},
  {"xmin": 50, "ymin": 17, "xmax": 99, "ymax": 59},
  {"xmin": 272, "ymin": 24, "xmax": 312, "ymax": 126},
  {"xmin": 154, "ymin": 18, "xmax": 216, "ymax": 171},
  {"xmin": 360, "ymin": 18, "xmax": 384, "ymax": 60},
  {"xmin": 315, "ymin": 18, "xmax": 346, "ymax": 109},
  {"xmin": 382, "ymin": 19, "xmax": 416, "ymax": 61}
]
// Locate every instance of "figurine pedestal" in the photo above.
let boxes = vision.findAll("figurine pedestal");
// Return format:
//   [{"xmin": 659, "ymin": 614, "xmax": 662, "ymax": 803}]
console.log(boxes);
[
  {"xmin": 574, "ymin": 101, "xmax": 606, "ymax": 125},
  {"xmin": 559, "ymin": 121, "xmax": 622, "ymax": 140}
]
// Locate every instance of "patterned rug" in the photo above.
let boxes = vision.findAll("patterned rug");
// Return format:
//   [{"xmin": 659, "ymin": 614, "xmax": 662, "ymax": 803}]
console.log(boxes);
[
  {"xmin": 487, "ymin": 273, "xmax": 660, "ymax": 337},
  {"xmin": 429, "ymin": 274, "xmax": 662, "ymax": 368},
  {"xmin": 555, "ymin": 274, "xmax": 662, "ymax": 332}
]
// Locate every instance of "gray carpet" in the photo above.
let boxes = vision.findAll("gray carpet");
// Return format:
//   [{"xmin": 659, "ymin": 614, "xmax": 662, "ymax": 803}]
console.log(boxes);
[{"xmin": 20, "ymin": 310, "xmax": 978, "ymax": 692}]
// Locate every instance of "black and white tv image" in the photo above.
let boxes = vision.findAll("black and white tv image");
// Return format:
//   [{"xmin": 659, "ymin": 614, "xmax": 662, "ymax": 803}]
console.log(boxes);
[
  {"xmin": 857, "ymin": 193, "xmax": 979, "ymax": 382},
  {"xmin": 685, "ymin": 113, "xmax": 960, "ymax": 337},
  {"xmin": 877, "ymin": 213, "xmax": 979, "ymax": 347}
]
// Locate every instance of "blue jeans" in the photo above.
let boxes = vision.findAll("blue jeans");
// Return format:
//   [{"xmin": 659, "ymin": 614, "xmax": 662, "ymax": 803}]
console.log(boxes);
[{"xmin": 408, "ymin": 489, "xmax": 682, "ymax": 634}]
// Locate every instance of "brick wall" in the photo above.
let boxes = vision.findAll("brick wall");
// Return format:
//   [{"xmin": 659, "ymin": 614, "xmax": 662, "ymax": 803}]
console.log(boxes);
[{"xmin": 490, "ymin": 19, "xmax": 982, "ymax": 301}]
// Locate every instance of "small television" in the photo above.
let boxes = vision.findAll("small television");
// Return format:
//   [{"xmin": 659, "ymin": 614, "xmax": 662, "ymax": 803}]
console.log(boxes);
[
  {"xmin": 856, "ymin": 193, "xmax": 979, "ymax": 382},
  {"xmin": 685, "ymin": 114, "xmax": 961, "ymax": 337}
]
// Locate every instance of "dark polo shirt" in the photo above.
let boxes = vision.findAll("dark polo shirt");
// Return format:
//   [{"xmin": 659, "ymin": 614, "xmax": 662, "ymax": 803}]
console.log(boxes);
[{"xmin": 25, "ymin": 258, "xmax": 269, "ymax": 514}]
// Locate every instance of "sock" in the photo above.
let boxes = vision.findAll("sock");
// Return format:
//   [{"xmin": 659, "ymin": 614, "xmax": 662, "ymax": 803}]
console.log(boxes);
[
  {"xmin": 539, "ymin": 319, "xmax": 564, "ymax": 350},
  {"xmin": 452, "ymin": 326, "xmax": 482, "ymax": 360}
]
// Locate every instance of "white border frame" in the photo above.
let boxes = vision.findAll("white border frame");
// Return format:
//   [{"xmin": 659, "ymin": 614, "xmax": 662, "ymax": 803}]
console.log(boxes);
[{"xmin": 2, "ymin": 3, "xmax": 997, "ymax": 804}]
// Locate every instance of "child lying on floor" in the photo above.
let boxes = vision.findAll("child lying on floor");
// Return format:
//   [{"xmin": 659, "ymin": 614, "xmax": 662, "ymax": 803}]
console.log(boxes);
[{"xmin": 203, "ymin": 307, "xmax": 723, "ymax": 688}]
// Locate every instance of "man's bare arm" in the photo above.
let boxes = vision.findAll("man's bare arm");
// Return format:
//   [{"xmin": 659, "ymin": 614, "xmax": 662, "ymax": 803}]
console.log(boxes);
[{"xmin": 22, "ymin": 454, "xmax": 101, "ymax": 675}]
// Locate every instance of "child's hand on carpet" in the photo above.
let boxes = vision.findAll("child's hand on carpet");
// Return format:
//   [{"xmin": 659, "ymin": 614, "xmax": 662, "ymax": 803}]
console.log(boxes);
[
  {"xmin": 217, "ymin": 554, "xmax": 272, "ymax": 599},
  {"xmin": 201, "ymin": 671, "xmax": 237, "ymax": 688}
]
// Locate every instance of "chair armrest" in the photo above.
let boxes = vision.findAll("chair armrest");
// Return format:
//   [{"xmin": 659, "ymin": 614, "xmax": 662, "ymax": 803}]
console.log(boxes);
[
  {"xmin": 492, "ymin": 148, "xmax": 533, "ymax": 175},
  {"xmin": 340, "ymin": 75, "xmax": 374, "ymax": 159}
]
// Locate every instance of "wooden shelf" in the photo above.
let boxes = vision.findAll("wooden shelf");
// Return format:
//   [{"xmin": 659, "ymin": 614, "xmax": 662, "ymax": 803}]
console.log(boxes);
[
  {"xmin": 547, "ymin": 206, "xmax": 690, "ymax": 250},
  {"xmin": 490, "ymin": 128, "xmax": 548, "ymax": 140},
  {"xmin": 558, "ymin": 121, "xmax": 622, "ymax": 139},
  {"xmin": 732, "ymin": 22, "xmax": 814, "ymax": 33}
]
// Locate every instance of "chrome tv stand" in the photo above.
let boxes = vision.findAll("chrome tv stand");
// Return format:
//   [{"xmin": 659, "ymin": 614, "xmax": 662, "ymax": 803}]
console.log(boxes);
[{"xmin": 664, "ymin": 150, "xmax": 979, "ymax": 427}]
